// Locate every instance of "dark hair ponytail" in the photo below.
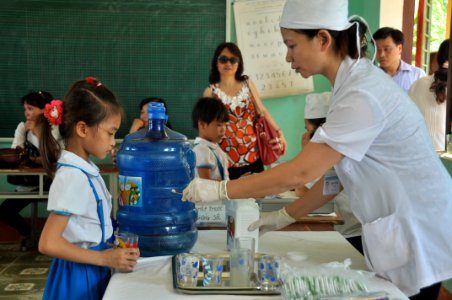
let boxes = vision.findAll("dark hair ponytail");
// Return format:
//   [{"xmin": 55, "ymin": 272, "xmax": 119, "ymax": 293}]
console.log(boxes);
[
  {"xmin": 40, "ymin": 77, "xmax": 124, "ymax": 175},
  {"xmin": 430, "ymin": 39, "xmax": 449, "ymax": 104},
  {"xmin": 59, "ymin": 76, "xmax": 124, "ymax": 143},
  {"xmin": 38, "ymin": 114, "xmax": 61, "ymax": 177},
  {"xmin": 294, "ymin": 20, "xmax": 368, "ymax": 60}
]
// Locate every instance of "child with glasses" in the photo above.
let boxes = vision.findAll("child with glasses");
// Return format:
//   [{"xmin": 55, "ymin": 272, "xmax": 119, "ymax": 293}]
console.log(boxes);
[{"xmin": 203, "ymin": 42, "xmax": 286, "ymax": 179}]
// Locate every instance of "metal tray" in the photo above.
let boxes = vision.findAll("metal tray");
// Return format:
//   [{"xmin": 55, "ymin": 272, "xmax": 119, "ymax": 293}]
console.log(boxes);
[{"xmin": 172, "ymin": 253, "xmax": 281, "ymax": 295}]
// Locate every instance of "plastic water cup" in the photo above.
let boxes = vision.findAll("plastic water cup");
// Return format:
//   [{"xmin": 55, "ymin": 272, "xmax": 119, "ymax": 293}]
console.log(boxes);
[
  {"xmin": 201, "ymin": 255, "xmax": 224, "ymax": 287},
  {"xmin": 233, "ymin": 237, "xmax": 255, "ymax": 256},
  {"xmin": 113, "ymin": 232, "xmax": 139, "ymax": 273},
  {"xmin": 177, "ymin": 253, "xmax": 200, "ymax": 287},
  {"xmin": 229, "ymin": 248, "xmax": 251, "ymax": 287},
  {"xmin": 233, "ymin": 237, "xmax": 255, "ymax": 274},
  {"xmin": 115, "ymin": 232, "xmax": 139, "ymax": 248},
  {"xmin": 258, "ymin": 255, "xmax": 281, "ymax": 290}
]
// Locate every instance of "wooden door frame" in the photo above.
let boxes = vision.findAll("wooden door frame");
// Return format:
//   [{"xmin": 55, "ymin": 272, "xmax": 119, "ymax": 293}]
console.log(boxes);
[{"xmin": 402, "ymin": 0, "xmax": 416, "ymax": 64}]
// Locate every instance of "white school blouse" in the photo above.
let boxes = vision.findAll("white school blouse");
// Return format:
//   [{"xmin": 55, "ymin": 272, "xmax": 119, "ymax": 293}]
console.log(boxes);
[{"xmin": 47, "ymin": 150, "xmax": 113, "ymax": 249}]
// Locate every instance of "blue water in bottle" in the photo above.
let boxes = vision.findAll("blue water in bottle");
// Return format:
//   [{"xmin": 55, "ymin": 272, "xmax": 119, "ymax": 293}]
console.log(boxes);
[{"xmin": 116, "ymin": 103, "xmax": 198, "ymax": 257}]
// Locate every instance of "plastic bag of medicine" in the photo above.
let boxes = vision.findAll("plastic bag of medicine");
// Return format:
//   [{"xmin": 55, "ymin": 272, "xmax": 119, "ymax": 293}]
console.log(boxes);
[{"xmin": 281, "ymin": 259, "xmax": 375, "ymax": 300}]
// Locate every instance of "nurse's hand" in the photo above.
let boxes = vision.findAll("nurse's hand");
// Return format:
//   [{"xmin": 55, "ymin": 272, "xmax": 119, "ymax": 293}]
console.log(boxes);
[
  {"xmin": 248, "ymin": 207, "xmax": 296, "ymax": 236},
  {"xmin": 182, "ymin": 178, "xmax": 229, "ymax": 203}
]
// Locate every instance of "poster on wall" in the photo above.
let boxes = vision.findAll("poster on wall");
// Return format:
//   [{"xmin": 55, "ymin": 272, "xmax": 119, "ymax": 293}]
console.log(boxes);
[{"xmin": 234, "ymin": 0, "xmax": 313, "ymax": 99}]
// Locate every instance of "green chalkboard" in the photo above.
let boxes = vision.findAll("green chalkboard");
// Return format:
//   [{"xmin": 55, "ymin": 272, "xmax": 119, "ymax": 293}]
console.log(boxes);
[{"xmin": 0, "ymin": 0, "xmax": 226, "ymax": 139}]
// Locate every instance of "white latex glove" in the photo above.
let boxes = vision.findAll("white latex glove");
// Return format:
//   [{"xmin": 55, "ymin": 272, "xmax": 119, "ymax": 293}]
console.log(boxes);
[
  {"xmin": 182, "ymin": 178, "xmax": 229, "ymax": 203},
  {"xmin": 248, "ymin": 207, "xmax": 296, "ymax": 236}
]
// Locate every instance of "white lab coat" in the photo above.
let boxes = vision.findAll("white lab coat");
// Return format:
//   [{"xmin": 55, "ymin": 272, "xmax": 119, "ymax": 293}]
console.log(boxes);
[{"xmin": 311, "ymin": 56, "xmax": 452, "ymax": 296}]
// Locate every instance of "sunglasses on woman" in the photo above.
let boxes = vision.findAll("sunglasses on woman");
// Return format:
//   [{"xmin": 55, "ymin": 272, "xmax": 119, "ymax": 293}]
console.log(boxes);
[{"xmin": 217, "ymin": 55, "xmax": 240, "ymax": 64}]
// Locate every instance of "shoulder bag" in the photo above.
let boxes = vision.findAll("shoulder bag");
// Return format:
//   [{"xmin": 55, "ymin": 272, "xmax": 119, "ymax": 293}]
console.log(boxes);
[
  {"xmin": 7, "ymin": 133, "xmax": 42, "ymax": 186},
  {"xmin": 247, "ymin": 81, "xmax": 282, "ymax": 165}
]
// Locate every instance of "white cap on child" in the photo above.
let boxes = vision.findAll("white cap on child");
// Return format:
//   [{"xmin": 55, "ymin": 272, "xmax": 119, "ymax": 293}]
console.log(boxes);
[
  {"xmin": 304, "ymin": 92, "xmax": 331, "ymax": 119},
  {"xmin": 280, "ymin": 0, "xmax": 353, "ymax": 31}
]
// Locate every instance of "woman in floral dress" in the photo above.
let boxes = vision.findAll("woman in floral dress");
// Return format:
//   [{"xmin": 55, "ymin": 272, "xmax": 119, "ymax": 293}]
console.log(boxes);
[{"xmin": 203, "ymin": 42, "xmax": 287, "ymax": 179}]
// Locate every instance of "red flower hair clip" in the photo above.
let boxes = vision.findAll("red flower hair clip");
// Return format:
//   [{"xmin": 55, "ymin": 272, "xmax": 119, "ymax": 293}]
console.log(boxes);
[
  {"xmin": 44, "ymin": 100, "xmax": 63, "ymax": 126},
  {"xmin": 85, "ymin": 76, "xmax": 102, "ymax": 87}
]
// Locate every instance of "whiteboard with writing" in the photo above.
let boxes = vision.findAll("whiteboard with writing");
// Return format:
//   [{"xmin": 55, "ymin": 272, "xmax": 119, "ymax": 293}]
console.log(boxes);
[{"xmin": 234, "ymin": 0, "xmax": 313, "ymax": 98}]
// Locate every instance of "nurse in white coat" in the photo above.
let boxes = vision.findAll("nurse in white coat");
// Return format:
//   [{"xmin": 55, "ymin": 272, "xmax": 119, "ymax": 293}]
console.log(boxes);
[{"xmin": 182, "ymin": 0, "xmax": 452, "ymax": 298}]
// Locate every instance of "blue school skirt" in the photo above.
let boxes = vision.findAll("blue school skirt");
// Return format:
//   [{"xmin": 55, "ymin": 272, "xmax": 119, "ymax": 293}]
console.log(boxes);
[{"xmin": 42, "ymin": 243, "xmax": 111, "ymax": 300}]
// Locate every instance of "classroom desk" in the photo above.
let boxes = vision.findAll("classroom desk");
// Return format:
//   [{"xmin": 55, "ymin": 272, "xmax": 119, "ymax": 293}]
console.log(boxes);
[
  {"xmin": 0, "ymin": 164, "xmax": 119, "ymax": 240},
  {"xmin": 0, "ymin": 164, "xmax": 118, "ymax": 199},
  {"xmin": 103, "ymin": 230, "xmax": 408, "ymax": 300},
  {"xmin": 259, "ymin": 192, "xmax": 343, "ymax": 231},
  {"xmin": 198, "ymin": 211, "xmax": 343, "ymax": 232},
  {"xmin": 283, "ymin": 210, "xmax": 344, "ymax": 231},
  {"xmin": 197, "ymin": 211, "xmax": 343, "ymax": 232}
]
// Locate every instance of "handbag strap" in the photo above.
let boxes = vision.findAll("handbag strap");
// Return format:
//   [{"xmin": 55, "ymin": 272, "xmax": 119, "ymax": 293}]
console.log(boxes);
[
  {"xmin": 246, "ymin": 80, "xmax": 262, "ymax": 116},
  {"xmin": 24, "ymin": 130, "xmax": 40, "ymax": 156}
]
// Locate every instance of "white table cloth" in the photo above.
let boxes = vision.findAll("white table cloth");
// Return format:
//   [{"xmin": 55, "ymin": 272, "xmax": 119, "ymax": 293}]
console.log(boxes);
[{"xmin": 103, "ymin": 230, "xmax": 408, "ymax": 300}]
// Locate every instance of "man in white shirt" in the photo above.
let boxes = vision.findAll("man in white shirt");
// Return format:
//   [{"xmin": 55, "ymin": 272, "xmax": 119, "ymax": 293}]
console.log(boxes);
[{"xmin": 373, "ymin": 27, "xmax": 426, "ymax": 92}]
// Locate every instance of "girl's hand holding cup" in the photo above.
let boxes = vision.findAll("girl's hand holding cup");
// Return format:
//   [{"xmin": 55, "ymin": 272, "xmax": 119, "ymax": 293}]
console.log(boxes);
[{"xmin": 110, "ymin": 232, "xmax": 140, "ymax": 272}]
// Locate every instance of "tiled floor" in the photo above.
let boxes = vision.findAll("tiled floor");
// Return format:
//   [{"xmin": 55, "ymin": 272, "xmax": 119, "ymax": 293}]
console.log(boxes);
[
  {"xmin": 0, "ymin": 218, "xmax": 49, "ymax": 299},
  {"xmin": 0, "ymin": 242, "xmax": 50, "ymax": 300}
]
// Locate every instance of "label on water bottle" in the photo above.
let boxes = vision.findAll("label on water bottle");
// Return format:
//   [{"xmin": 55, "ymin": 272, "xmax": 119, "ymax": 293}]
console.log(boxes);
[{"xmin": 118, "ymin": 175, "xmax": 143, "ymax": 207}]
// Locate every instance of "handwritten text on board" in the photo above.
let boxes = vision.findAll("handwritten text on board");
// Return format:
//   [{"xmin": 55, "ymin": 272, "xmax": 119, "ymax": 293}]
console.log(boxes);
[{"xmin": 234, "ymin": 0, "xmax": 313, "ymax": 98}]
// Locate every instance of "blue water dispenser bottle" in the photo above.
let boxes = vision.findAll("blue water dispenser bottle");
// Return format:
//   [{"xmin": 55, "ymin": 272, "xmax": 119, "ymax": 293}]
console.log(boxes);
[{"xmin": 116, "ymin": 102, "xmax": 198, "ymax": 256}]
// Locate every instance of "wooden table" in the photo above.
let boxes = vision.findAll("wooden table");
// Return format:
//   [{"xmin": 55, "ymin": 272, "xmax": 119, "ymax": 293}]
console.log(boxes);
[
  {"xmin": 197, "ymin": 210, "xmax": 343, "ymax": 231},
  {"xmin": 284, "ymin": 210, "xmax": 344, "ymax": 231},
  {"xmin": 0, "ymin": 164, "xmax": 118, "ymax": 199},
  {"xmin": 0, "ymin": 164, "xmax": 119, "ymax": 241}
]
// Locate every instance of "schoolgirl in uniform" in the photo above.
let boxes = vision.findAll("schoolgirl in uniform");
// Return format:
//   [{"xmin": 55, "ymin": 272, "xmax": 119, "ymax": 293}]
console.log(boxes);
[{"xmin": 38, "ymin": 77, "xmax": 139, "ymax": 299}]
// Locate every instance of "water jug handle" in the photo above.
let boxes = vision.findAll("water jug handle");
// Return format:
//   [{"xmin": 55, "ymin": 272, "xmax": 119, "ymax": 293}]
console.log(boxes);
[{"xmin": 185, "ymin": 147, "xmax": 196, "ymax": 180}]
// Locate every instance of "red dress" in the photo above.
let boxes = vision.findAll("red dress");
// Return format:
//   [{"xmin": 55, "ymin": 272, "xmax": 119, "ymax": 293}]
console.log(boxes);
[{"xmin": 211, "ymin": 83, "xmax": 259, "ymax": 168}]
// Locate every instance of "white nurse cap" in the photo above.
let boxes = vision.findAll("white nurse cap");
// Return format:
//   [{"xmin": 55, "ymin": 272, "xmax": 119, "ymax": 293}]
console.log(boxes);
[
  {"xmin": 280, "ymin": 0, "xmax": 353, "ymax": 31},
  {"xmin": 304, "ymin": 92, "xmax": 331, "ymax": 119}
]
